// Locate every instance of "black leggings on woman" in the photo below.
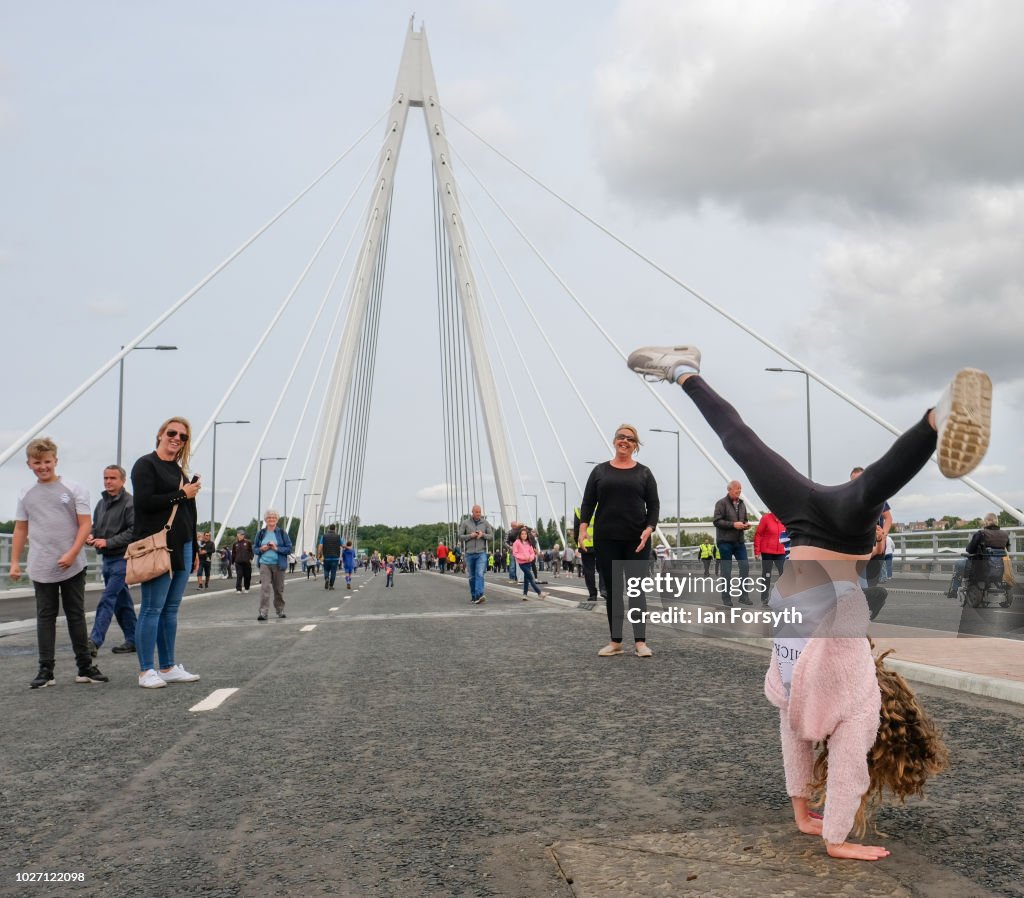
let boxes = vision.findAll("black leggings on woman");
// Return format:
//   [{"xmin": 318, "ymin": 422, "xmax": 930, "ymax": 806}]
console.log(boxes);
[
  {"xmin": 681, "ymin": 377, "xmax": 937, "ymax": 555},
  {"xmin": 594, "ymin": 538, "xmax": 650, "ymax": 642}
]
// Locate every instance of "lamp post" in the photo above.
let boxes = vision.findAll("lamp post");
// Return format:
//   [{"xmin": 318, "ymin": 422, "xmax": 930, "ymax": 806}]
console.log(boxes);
[
  {"xmin": 651, "ymin": 428, "xmax": 680, "ymax": 550},
  {"xmin": 283, "ymin": 477, "xmax": 305, "ymax": 534},
  {"xmin": 258, "ymin": 457, "xmax": 286, "ymax": 522},
  {"xmin": 301, "ymin": 492, "xmax": 321, "ymax": 553},
  {"xmin": 546, "ymin": 480, "xmax": 567, "ymax": 544},
  {"xmin": 211, "ymin": 420, "xmax": 249, "ymax": 544},
  {"xmin": 117, "ymin": 344, "xmax": 178, "ymax": 466},
  {"xmin": 765, "ymin": 367, "xmax": 813, "ymax": 478},
  {"xmin": 522, "ymin": 493, "xmax": 538, "ymax": 532}
]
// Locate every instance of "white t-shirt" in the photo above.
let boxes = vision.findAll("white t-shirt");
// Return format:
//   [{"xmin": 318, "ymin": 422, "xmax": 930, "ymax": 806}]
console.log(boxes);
[{"xmin": 15, "ymin": 478, "xmax": 90, "ymax": 583}]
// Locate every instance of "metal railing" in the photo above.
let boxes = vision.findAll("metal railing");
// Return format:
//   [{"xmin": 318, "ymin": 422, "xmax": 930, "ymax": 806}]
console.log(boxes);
[{"xmin": 0, "ymin": 533, "xmax": 104, "ymax": 589}]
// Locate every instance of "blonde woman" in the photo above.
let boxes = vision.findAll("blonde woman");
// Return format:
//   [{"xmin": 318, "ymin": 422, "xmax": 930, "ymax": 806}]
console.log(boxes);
[
  {"xmin": 579, "ymin": 424, "xmax": 660, "ymax": 658},
  {"xmin": 131, "ymin": 417, "xmax": 202, "ymax": 688}
]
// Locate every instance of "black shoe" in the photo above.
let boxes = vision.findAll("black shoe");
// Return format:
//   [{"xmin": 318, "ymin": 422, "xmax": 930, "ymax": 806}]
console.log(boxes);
[
  {"xmin": 75, "ymin": 665, "xmax": 109, "ymax": 684},
  {"xmin": 257, "ymin": 614, "xmax": 268, "ymax": 621},
  {"xmin": 277, "ymin": 612, "xmax": 287, "ymax": 619},
  {"xmin": 111, "ymin": 642, "xmax": 136, "ymax": 654},
  {"xmin": 722, "ymin": 598, "xmax": 733, "ymax": 607},
  {"xmin": 739, "ymin": 597, "xmax": 753, "ymax": 606},
  {"xmin": 30, "ymin": 667, "xmax": 55, "ymax": 689},
  {"xmin": 87, "ymin": 638, "xmax": 99, "ymax": 658}
]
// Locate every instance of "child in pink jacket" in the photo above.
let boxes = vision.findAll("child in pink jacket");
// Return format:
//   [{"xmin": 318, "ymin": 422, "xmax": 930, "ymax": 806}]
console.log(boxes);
[
  {"xmin": 511, "ymin": 528, "xmax": 544, "ymax": 600},
  {"xmin": 629, "ymin": 344, "xmax": 983, "ymax": 860}
]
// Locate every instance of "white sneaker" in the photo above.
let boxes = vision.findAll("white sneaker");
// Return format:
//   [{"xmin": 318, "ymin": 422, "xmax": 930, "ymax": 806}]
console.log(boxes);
[
  {"xmin": 139, "ymin": 669, "xmax": 167, "ymax": 689},
  {"xmin": 626, "ymin": 345, "xmax": 702, "ymax": 382},
  {"xmin": 934, "ymin": 368, "xmax": 992, "ymax": 478},
  {"xmin": 158, "ymin": 664, "xmax": 201, "ymax": 683}
]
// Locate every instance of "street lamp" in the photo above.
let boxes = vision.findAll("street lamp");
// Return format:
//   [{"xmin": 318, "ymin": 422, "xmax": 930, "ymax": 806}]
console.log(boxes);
[
  {"xmin": 258, "ymin": 457, "xmax": 286, "ymax": 522},
  {"xmin": 522, "ymin": 493, "xmax": 538, "ymax": 530},
  {"xmin": 651, "ymin": 428, "xmax": 680, "ymax": 550},
  {"xmin": 283, "ymin": 477, "xmax": 305, "ymax": 532},
  {"xmin": 117, "ymin": 344, "xmax": 178, "ymax": 466},
  {"xmin": 211, "ymin": 420, "xmax": 249, "ymax": 544},
  {"xmin": 765, "ymin": 368, "xmax": 813, "ymax": 478},
  {"xmin": 546, "ymin": 480, "xmax": 567, "ymax": 544},
  {"xmin": 301, "ymin": 492, "xmax": 321, "ymax": 552}
]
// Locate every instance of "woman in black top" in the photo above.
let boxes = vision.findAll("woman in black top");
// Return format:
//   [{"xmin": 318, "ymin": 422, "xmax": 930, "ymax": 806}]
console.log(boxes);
[
  {"xmin": 579, "ymin": 423, "xmax": 660, "ymax": 657},
  {"xmin": 131, "ymin": 417, "xmax": 202, "ymax": 689}
]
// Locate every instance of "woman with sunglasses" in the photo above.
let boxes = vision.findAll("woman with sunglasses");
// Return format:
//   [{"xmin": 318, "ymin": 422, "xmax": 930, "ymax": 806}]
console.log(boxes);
[
  {"xmin": 579, "ymin": 424, "xmax": 660, "ymax": 657},
  {"xmin": 130, "ymin": 417, "xmax": 202, "ymax": 689}
]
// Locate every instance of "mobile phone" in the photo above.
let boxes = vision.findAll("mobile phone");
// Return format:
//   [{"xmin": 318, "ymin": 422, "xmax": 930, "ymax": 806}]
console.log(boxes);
[{"xmin": 190, "ymin": 475, "xmax": 200, "ymax": 484}]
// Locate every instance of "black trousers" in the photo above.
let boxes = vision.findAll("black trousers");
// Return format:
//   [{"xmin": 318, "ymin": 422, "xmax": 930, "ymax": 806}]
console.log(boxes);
[
  {"xmin": 34, "ymin": 568, "xmax": 90, "ymax": 669},
  {"xmin": 594, "ymin": 538, "xmax": 650, "ymax": 642},
  {"xmin": 235, "ymin": 561, "xmax": 252, "ymax": 591},
  {"xmin": 580, "ymin": 549, "xmax": 598, "ymax": 598},
  {"xmin": 682, "ymin": 376, "xmax": 936, "ymax": 555}
]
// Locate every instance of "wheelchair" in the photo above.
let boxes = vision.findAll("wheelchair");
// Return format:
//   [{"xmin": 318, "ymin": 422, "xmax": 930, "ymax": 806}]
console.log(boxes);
[{"xmin": 957, "ymin": 554, "xmax": 1013, "ymax": 609}]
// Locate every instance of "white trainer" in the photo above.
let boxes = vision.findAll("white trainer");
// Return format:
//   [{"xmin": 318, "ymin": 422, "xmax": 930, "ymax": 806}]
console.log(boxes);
[
  {"xmin": 934, "ymin": 369, "xmax": 992, "ymax": 478},
  {"xmin": 158, "ymin": 664, "xmax": 201, "ymax": 683},
  {"xmin": 139, "ymin": 669, "xmax": 167, "ymax": 689},
  {"xmin": 626, "ymin": 345, "xmax": 702, "ymax": 382}
]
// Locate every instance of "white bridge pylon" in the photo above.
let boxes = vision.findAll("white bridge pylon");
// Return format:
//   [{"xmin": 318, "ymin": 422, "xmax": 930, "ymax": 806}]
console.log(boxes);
[{"xmin": 302, "ymin": 22, "xmax": 518, "ymax": 535}]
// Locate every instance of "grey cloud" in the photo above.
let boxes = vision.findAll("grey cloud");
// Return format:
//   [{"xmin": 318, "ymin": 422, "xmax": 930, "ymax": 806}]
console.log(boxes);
[
  {"xmin": 593, "ymin": 0, "xmax": 1024, "ymax": 222},
  {"xmin": 810, "ymin": 187, "xmax": 1024, "ymax": 393}
]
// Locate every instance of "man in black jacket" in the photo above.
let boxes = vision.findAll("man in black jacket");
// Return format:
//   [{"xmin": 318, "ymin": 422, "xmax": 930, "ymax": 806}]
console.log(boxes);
[
  {"xmin": 86, "ymin": 465, "xmax": 138, "ymax": 654},
  {"xmin": 714, "ymin": 480, "xmax": 752, "ymax": 607}
]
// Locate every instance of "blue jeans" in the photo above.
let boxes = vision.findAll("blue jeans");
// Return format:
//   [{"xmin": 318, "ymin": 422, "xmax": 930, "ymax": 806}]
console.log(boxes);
[
  {"xmin": 521, "ymin": 562, "xmax": 542, "ymax": 596},
  {"xmin": 91, "ymin": 555, "xmax": 138, "ymax": 648},
  {"xmin": 466, "ymin": 552, "xmax": 487, "ymax": 600},
  {"xmin": 508, "ymin": 557, "xmax": 518, "ymax": 581},
  {"xmin": 322, "ymin": 559, "xmax": 339, "ymax": 587},
  {"xmin": 137, "ymin": 543, "xmax": 192, "ymax": 672},
  {"xmin": 717, "ymin": 540, "xmax": 749, "ymax": 578}
]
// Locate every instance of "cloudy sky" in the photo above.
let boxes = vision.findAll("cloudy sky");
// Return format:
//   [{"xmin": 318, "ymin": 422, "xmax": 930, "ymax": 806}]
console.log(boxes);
[{"xmin": 2, "ymin": 0, "xmax": 1021, "ymax": 537}]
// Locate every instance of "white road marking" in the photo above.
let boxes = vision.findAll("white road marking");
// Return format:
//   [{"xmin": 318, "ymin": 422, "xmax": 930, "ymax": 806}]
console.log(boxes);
[
  {"xmin": 189, "ymin": 688, "xmax": 239, "ymax": 713},
  {"xmin": 300, "ymin": 624, "xmax": 317, "ymax": 632},
  {"xmin": 329, "ymin": 607, "xmax": 339, "ymax": 612}
]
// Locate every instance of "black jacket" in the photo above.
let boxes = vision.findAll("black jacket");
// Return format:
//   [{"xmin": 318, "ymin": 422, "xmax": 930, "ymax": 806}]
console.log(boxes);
[
  {"xmin": 967, "ymin": 525, "xmax": 1010, "ymax": 556},
  {"xmin": 713, "ymin": 495, "xmax": 748, "ymax": 544},
  {"xmin": 92, "ymin": 489, "xmax": 135, "ymax": 558},
  {"xmin": 131, "ymin": 452, "xmax": 198, "ymax": 572}
]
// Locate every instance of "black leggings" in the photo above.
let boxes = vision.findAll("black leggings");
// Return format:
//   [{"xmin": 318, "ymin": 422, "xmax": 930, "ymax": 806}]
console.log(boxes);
[
  {"xmin": 681, "ymin": 376, "xmax": 937, "ymax": 555},
  {"xmin": 594, "ymin": 538, "xmax": 650, "ymax": 642}
]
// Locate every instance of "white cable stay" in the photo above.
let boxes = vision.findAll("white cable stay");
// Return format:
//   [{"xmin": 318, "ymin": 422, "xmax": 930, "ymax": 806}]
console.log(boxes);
[
  {"xmin": 448, "ymin": 140, "xmax": 761, "ymax": 522},
  {"xmin": 458, "ymin": 184, "xmax": 608, "ymax": 463},
  {"xmin": 192, "ymin": 131, "xmax": 393, "ymax": 455},
  {"xmin": 213, "ymin": 150, "xmax": 383, "ymax": 547},
  {"xmin": 469, "ymin": 221, "xmax": 572, "ymax": 547},
  {"xmin": 278, "ymin": 175, "xmax": 388, "ymax": 531},
  {"xmin": 0, "ymin": 104, "xmax": 396, "ymax": 470},
  {"xmin": 444, "ymin": 108, "xmax": 1023, "ymax": 522},
  {"xmin": 480, "ymin": 284, "xmax": 565, "ymax": 546}
]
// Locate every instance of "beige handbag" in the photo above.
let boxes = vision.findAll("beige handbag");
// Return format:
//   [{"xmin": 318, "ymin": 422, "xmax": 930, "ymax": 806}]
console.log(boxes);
[{"xmin": 124, "ymin": 480, "xmax": 183, "ymax": 586}]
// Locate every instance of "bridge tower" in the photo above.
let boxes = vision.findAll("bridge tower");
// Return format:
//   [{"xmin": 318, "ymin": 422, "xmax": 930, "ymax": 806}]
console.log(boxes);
[{"xmin": 302, "ymin": 20, "xmax": 518, "ymax": 536}]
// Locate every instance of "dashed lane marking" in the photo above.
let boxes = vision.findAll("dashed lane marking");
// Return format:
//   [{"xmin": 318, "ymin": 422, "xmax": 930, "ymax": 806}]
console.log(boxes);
[
  {"xmin": 300, "ymin": 624, "xmax": 317, "ymax": 632},
  {"xmin": 329, "ymin": 607, "xmax": 339, "ymax": 612},
  {"xmin": 189, "ymin": 688, "xmax": 239, "ymax": 713}
]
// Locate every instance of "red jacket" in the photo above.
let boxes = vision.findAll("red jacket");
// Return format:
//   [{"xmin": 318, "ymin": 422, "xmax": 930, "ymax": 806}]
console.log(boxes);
[
  {"xmin": 754, "ymin": 513, "xmax": 787, "ymax": 556},
  {"xmin": 436, "ymin": 544, "xmax": 448, "ymax": 560}
]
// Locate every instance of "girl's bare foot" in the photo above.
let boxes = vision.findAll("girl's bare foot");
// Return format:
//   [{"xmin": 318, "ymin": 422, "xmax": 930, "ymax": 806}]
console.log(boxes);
[
  {"xmin": 826, "ymin": 841, "xmax": 891, "ymax": 861},
  {"xmin": 796, "ymin": 816, "xmax": 822, "ymax": 836}
]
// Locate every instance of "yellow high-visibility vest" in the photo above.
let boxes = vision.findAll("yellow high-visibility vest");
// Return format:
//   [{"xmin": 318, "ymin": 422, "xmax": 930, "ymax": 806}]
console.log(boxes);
[{"xmin": 574, "ymin": 506, "xmax": 596, "ymax": 548}]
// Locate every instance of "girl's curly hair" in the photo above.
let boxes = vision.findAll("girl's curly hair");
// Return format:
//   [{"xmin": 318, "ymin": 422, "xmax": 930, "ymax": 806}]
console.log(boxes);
[{"xmin": 809, "ymin": 646, "xmax": 949, "ymax": 836}]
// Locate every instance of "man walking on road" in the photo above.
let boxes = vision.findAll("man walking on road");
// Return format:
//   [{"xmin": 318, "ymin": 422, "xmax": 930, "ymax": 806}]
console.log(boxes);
[
  {"xmin": 714, "ymin": 480, "xmax": 752, "ymax": 607},
  {"xmin": 319, "ymin": 523, "xmax": 342, "ymax": 590},
  {"xmin": 86, "ymin": 465, "xmax": 138, "ymax": 655},
  {"xmin": 459, "ymin": 505, "xmax": 493, "ymax": 605}
]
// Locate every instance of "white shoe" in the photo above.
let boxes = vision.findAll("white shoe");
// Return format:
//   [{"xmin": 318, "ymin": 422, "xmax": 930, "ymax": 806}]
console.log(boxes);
[
  {"xmin": 626, "ymin": 345, "xmax": 702, "ymax": 382},
  {"xmin": 158, "ymin": 664, "xmax": 201, "ymax": 683},
  {"xmin": 934, "ymin": 368, "xmax": 992, "ymax": 478},
  {"xmin": 139, "ymin": 669, "xmax": 167, "ymax": 689}
]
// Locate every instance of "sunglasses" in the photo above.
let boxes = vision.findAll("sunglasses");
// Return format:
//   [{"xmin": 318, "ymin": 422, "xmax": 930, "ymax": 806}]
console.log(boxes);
[
  {"xmin": 614, "ymin": 434, "xmax": 638, "ymax": 443},
  {"xmin": 164, "ymin": 429, "xmax": 190, "ymax": 442}
]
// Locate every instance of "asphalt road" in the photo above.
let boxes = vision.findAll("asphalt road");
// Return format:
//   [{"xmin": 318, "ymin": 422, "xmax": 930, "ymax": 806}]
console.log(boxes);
[{"xmin": 1, "ymin": 570, "xmax": 1022, "ymax": 897}]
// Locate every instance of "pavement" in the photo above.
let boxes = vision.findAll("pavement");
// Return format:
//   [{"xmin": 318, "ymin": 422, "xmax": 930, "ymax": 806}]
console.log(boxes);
[{"xmin": 0, "ymin": 569, "xmax": 1021, "ymax": 897}]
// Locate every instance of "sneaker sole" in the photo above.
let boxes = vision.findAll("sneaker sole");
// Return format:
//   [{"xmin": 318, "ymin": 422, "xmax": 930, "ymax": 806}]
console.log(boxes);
[
  {"xmin": 31, "ymin": 679, "xmax": 56, "ymax": 689},
  {"xmin": 139, "ymin": 681, "xmax": 167, "ymax": 689},
  {"xmin": 938, "ymin": 369, "xmax": 991, "ymax": 478},
  {"xmin": 75, "ymin": 675, "xmax": 109, "ymax": 684},
  {"xmin": 626, "ymin": 346, "xmax": 699, "ymax": 382}
]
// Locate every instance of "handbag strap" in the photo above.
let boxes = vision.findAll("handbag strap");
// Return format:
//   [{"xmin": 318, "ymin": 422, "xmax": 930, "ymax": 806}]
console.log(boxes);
[{"xmin": 164, "ymin": 476, "xmax": 185, "ymax": 531}]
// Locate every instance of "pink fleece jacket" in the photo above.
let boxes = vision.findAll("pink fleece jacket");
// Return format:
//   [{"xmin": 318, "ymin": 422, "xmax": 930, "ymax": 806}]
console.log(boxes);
[
  {"xmin": 511, "ymin": 539, "xmax": 537, "ymax": 565},
  {"xmin": 764, "ymin": 589, "xmax": 881, "ymax": 845}
]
